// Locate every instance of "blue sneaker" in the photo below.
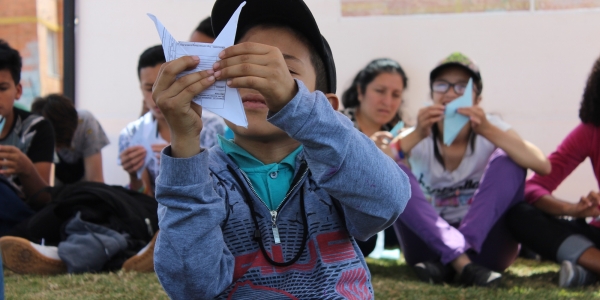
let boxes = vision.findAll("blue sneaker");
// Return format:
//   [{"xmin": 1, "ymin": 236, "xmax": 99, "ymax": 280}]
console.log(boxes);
[{"xmin": 559, "ymin": 260, "xmax": 597, "ymax": 288}]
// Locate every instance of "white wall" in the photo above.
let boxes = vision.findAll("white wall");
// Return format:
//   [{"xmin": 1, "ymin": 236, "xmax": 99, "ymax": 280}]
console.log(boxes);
[{"xmin": 75, "ymin": 0, "xmax": 600, "ymax": 201}]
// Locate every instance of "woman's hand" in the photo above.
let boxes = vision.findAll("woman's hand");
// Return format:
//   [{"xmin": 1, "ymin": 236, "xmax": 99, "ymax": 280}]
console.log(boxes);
[
  {"xmin": 152, "ymin": 56, "xmax": 216, "ymax": 158},
  {"xmin": 415, "ymin": 104, "xmax": 445, "ymax": 139},
  {"xmin": 370, "ymin": 131, "xmax": 395, "ymax": 159}
]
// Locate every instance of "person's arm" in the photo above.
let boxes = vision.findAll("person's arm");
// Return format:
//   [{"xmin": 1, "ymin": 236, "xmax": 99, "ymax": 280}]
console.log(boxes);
[
  {"xmin": 3, "ymin": 117, "xmax": 56, "ymax": 199},
  {"xmin": 78, "ymin": 111, "xmax": 110, "ymax": 183},
  {"xmin": 524, "ymin": 124, "xmax": 596, "ymax": 213},
  {"xmin": 457, "ymin": 106, "xmax": 551, "ymax": 175},
  {"xmin": 268, "ymin": 81, "xmax": 411, "ymax": 240},
  {"xmin": 482, "ymin": 127, "xmax": 550, "ymax": 175},
  {"xmin": 83, "ymin": 153, "xmax": 104, "ymax": 183},
  {"xmin": 154, "ymin": 147, "xmax": 234, "ymax": 299},
  {"xmin": 152, "ymin": 56, "xmax": 234, "ymax": 299},
  {"xmin": 0, "ymin": 146, "xmax": 51, "ymax": 198},
  {"xmin": 533, "ymin": 192, "xmax": 600, "ymax": 218}
]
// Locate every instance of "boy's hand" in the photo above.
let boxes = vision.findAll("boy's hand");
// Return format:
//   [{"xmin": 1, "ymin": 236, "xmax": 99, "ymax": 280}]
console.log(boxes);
[
  {"xmin": 152, "ymin": 56, "xmax": 216, "ymax": 158},
  {"xmin": 120, "ymin": 145, "xmax": 147, "ymax": 175},
  {"xmin": 0, "ymin": 145, "xmax": 34, "ymax": 177},
  {"xmin": 213, "ymin": 42, "xmax": 298, "ymax": 113}
]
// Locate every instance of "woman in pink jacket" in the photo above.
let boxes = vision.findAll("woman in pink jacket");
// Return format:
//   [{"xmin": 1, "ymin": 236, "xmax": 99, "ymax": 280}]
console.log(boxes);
[{"xmin": 506, "ymin": 54, "xmax": 600, "ymax": 288}]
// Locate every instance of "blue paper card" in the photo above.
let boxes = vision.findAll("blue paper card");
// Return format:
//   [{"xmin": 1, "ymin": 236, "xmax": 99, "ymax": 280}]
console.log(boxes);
[
  {"xmin": 389, "ymin": 121, "xmax": 404, "ymax": 138},
  {"xmin": 443, "ymin": 78, "xmax": 473, "ymax": 145},
  {"xmin": 0, "ymin": 116, "xmax": 5, "ymax": 135}
]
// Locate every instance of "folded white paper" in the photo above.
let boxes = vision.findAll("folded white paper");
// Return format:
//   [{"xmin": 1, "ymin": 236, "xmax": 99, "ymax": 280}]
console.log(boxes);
[{"xmin": 148, "ymin": 2, "xmax": 248, "ymax": 127}]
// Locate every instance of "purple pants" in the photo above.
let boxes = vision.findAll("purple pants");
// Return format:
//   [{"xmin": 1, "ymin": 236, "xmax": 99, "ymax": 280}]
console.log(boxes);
[{"xmin": 394, "ymin": 149, "xmax": 525, "ymax": 272}]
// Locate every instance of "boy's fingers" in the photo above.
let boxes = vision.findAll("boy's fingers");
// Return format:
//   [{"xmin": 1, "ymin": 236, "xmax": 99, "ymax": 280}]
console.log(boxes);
[
  {"xmin": 153, "ymin": 56, "xmax": 201, "ymax": 93},
  {"xmin": 0, "ymin": 158, "xmax": 13, "ymax": 166},
  {"xmin": 214, "ymin": 54, "xmax": 271, "ymax": 70},
  {"xmin": 219, "ymin": 42, "xmax": 271, "ymax": 60},
  {"xmin": 225, "ymin": 76, "xmax": 268, "ymax": 91},
  {"xmin": 132, "ymin": 158, "xmax": 145, "ymax": 171},
  {"xmin": 0, "ymin": 168, "xmax": 16, "ymax": 176},
  {"xmin": 166, "ymin": 69, "xmax": 214, "ymax": 97},
  {"xmin": 124, "ymin": 145, "xmax": 145, "ymax": 155},
  {"xmin": 175, "ymin": 75, "xmax": 216, "ymax": 99},
  {"xmin": 129, "ymin": 147, "xmax": 147, "ymax": 159},
  {"xmin": 0, "ymin": 145, "xmax": 17, "ymax": 153},
  {"xmin": 215, "ymin": 64, "xmax": 272, "ymax": 81}
]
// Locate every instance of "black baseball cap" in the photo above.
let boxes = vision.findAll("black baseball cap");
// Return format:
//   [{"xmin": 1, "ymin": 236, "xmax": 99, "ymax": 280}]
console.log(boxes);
[{"xmin": 211, "ymin": 0, "xmax": 337, "ymax": 94}]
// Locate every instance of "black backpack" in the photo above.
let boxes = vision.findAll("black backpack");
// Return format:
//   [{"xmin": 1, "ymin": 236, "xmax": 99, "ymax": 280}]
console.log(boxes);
[{"xmin": 8, "ymin": 182, "xmax": 159, "ymax": 270}]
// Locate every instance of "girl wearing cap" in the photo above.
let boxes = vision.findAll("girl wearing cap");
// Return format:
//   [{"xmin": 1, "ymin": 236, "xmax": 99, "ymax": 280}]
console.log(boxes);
[
  {"xmin": 340, "ymin": 58, "xmax": 408, "ymax": 256},
  {"xmin": 390, "ymin": 52, "xmax": 550, "ymax": 286},
  {"xmin": 506, "ymin": 55, "xmax": 600, "ymax": 288}
]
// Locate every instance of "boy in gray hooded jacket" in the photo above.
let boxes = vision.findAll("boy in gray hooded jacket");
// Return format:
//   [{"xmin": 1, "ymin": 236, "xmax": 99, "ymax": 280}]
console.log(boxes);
[{"xmin": 152, "ymin": 0, "xmax": 411, "ymax": 298}]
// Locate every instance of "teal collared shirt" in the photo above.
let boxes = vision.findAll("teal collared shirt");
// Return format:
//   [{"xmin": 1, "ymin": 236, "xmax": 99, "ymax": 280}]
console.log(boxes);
[{"xmin": 218, "ymin": 136, "xmax": 303, "ymax": 211}]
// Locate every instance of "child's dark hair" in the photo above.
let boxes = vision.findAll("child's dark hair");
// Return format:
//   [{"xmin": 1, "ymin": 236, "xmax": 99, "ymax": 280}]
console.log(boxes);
[
  {"xmin": 31, "ymin": 94, "xmax": 78, "ymax": 148},
  {"xmin": 238, "ymin": 23, "xmax": 328, "ymax": 93},
  {"xmin": 137, "ymin": 45, "xmax": 166, "ymax": 79},
  {"xmin": 195, "ymin": 17, "xmax": 215, "ymax": 39},
  {"xmin": 341, "ymin": 58, "xmax": 408, "ymax": 109},
  {"xmin": 580, "ymin": 55, "xmax": 600, "ymax": 126},
  {"xmin": 0, "ymin": 39, "xmax": 22, "ymax": 85}
]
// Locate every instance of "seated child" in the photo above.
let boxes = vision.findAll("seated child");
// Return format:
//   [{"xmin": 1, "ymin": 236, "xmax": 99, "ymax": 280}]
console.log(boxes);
[
  {"xmin": 0, "ymin": 40, "xmax": 55, "ymax": 235},
  {"xmin": 506, "ymin": 54, "xmax": 600, "ymax": 288},
  {"xmin": 391, "ymin": 53, "xmax": 551, "ymax": 286},
  {"xmin": 31, "ymin": 94, "xmax": 109, "ymax": 184},
  {"xmin": 119, "ymin": 45, "xmax": 224, "ymax": 196},
  {"xmin": 151, "ymin": 0, "xmax": 411, "ymax": 298}
]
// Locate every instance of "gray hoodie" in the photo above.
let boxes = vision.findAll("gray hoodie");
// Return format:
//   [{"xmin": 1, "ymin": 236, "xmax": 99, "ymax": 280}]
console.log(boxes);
[{"xmin": 154, "ymin": 80, "xmax": 411, "ymax": 299}]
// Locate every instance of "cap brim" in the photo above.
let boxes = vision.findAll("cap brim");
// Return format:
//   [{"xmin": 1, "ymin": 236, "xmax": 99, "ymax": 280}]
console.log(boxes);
[
  {"xmin": 430, "ymin": 62, "xmax": 481, "ymax": 83},
  {"xmin": 211, "ymin": 0, "xmax": 336, "ymax": 93}
]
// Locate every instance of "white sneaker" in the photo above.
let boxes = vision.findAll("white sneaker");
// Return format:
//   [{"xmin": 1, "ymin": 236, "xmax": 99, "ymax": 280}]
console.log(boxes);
[{"xmin": 0, "ymin": 236, "xmax": 66, "ymax": 275}]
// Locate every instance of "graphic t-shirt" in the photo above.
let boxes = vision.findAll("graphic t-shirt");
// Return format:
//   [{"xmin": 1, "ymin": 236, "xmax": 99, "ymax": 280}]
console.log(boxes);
[
  {"xmin": 55, "ymin": 110, "xmax": 110, "ymax": 184},
  {"xmin": 0, "ymin": 107, "xmax": 55, "ymax": 192},
  {"xmin": 408, "ymin": 114, "xmax": 511, "ymax": 224}
]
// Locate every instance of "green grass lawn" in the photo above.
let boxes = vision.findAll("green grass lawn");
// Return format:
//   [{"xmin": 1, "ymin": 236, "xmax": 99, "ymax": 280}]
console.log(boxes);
[{"xmin": 3, "ymin": 258, "xmax": 599, "ymax": 299}]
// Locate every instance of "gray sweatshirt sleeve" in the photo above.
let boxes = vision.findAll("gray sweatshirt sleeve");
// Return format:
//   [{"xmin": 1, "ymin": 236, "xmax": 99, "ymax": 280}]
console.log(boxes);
[
  {"xmin": 154, "ymin": 147, "xmax": 234, "ymax": 300},
  {"xmin": 268, "ymin": 80, "xmax": 411, "ymax": 241}
]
